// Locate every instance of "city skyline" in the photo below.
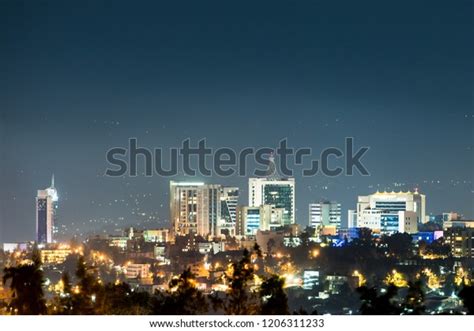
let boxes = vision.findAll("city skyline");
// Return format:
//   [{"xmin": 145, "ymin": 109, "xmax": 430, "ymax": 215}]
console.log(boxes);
[
  {"xmin": 1, "ymin": 1, "xmax": 473, "ymax": 319},
  {"xmin": 1, "ymin": 133, "xmax": 473, "ymax": 244},
  {"xmin": 1, "ymin": 172, "xmax": 468, "ymax": 244}
]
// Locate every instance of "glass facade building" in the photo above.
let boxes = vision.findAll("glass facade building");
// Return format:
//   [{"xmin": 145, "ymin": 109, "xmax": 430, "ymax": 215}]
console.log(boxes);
[{"xmin": 249, "ymin": 177, "xmax": 295, "ymax": 225}]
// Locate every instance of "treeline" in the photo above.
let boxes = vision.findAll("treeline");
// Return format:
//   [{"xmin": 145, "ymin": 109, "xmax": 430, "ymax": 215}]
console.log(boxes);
[
  {"xmin": 1, "ymin": 246, "xmax": 473, "ymax": 315},
  {"xmin": 1, "ymin": 245, "xmax": 290, "ymax": 315}
]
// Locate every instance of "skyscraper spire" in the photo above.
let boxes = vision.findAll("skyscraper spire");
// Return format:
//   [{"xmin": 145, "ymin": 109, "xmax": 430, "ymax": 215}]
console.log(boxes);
[
  {"xmin": 51, "ymin": 173, "xmax": 55, "ymax": 188},
  {"xmin": 264, "ymin": 152, "xmax": 279, "ymax": 179}
]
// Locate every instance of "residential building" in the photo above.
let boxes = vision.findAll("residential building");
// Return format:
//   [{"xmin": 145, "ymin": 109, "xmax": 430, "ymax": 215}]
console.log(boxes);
[{"xmin": 143, "ymin": 229, "xmax": 170, "ymax": 243}]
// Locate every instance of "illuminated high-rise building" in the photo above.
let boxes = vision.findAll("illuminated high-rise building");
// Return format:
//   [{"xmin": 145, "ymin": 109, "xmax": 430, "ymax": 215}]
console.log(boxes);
[
  {"xmin": 235, "ymin": 204, "xmax": 285, "ymax": 237},
  {"xmin": 219, "ymin": 187, "xmax": 239, "ymax": 236},
  {"xmin": 443, "ymin": 220, "xmax": 474, "ymax": 258},
  {"xmin": 36, "ymin": 175, "xmax": 58, "ymax": 244},
  {"xmin": 347, "ymin": 209, "xmax": 357, "ymax": 228},
  {"xmin": 248, "ymin": 177, "xmax": 295, "ymax": 225},
  {"xmin": 309, "ymin": 201, "xmax": 341, "ymax": 229},
  {"xmin": 236, "ymin": 205, "xmax": 269, "ymax": 236},
  {"xmin": 352, "ymin": 190, "xmax": 425, "ymax": 234},
  {"xmin": 170, "ymin": 181, "xmax": 238, "ymax": 238},
  {"xmin": 170, "ymin": 181, "xmax": 204, "ymax": 237}
]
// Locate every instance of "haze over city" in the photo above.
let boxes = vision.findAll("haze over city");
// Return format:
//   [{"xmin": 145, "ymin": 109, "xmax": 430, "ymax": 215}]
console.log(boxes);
[
  {"xmin": 1, "ymin": 0, "xmax": 472, "ymax": 243},
  {"xmin": 1, "ymin": 0, "xmax": 474, "ymax": 322}
]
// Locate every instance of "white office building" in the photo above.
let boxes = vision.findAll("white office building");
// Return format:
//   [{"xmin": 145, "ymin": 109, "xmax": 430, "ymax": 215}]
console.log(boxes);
[
  {"xmin": 36, "ymin": 175, "xmax": 58, "ymax": 244},
  {"xmin": 309, "ymin": 201, "xmax": 341, "ymax": 229},
  {"xmin": 348, "ymin": 209, "xmax": 357, "ymax": 228},
  {"xmin": 248, "ymin": 177, "xmax": 295, "ymax": 225},
  {"xmin": 352, "ymin": 190, "xmax": 424, "ymax": 234}
]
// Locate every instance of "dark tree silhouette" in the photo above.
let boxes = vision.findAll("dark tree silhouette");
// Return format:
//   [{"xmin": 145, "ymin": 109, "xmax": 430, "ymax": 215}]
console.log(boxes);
[
  {"xmin": 153, "ymin": 268, "xmax": 208, "ymax": 314},
  {"xmin": 299, "ymin": 231, "xmax": 311, "ymax": 247},
  {"xmin": 259, "ymin": 275, "xmax": 289, "ymax": 314},
  {"xmin": 266, "ymin": 238, "xmax": 276, "ymax": 257},
  {"xmin": 380, "ymin": 233, "xmax": 414, "ymax": 259},
  {"xmin": 50, "ymin": 272, "xmax": 74, "ymax": 314},
  {"xmin": 357, "ymin": 285, "xmax": 401, "ymax": 315},
  {"xmin": 222, "ymin": 248, "xmax": 260, "ymax": 314},
  {"xmin": 458, "ymin": 285, "xmax": 474, "ymax": 314},
  {"xmin": 70, "ymin": 255, "xmax": 100, "ymax": 314},
  {"xmin": 2, "ymin": 246, "xmax": 47, "ymax": 314},
  {"xmin": 353, "ymin": 228, "xmax": 374, "ymax": 247},
  {"xmin": 61, "ymin": 271, "xmax": 72, "ymax": 294},
  {"xmin": 402, "ymin": 281, "xmax": 425, "ymax": 314},
  {"xmin": 420, "ymin": 238, "xmax": 451, "ymax": 257},
  {"xmin": 96, "ymin": 282, "xmax": 152, "ymax": 314}
]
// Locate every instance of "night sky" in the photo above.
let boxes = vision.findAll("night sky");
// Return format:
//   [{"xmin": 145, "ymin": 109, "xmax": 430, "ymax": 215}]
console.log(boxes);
[{"xmin": 1, "ymin": 0, "xmax": 473, "ymax": 243}]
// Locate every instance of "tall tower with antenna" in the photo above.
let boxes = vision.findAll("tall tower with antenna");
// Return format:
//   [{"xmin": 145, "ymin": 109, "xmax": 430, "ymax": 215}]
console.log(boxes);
[
  {"xmin": 36, "ymin": 174, "xmax": 58, "ymax": 244},
  {"xmin": 264, "ymin": 152, "xmax": 278, "ymax": 179}
]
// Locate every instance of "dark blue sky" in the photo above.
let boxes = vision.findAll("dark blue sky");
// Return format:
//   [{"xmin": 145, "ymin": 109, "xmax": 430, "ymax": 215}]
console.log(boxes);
[{"xmin": 1, "ymin": 0, "xmax": 473, "ymax": 243}]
